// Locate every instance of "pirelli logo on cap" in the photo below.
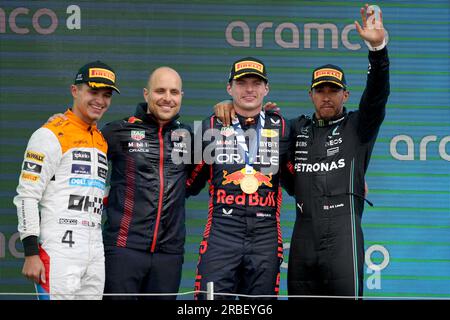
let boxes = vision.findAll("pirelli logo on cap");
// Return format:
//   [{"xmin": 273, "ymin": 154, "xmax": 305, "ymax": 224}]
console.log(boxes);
[
  {"xmin": 89, "ymin": 68, "xmax": 116, "ymax": 82},
  {"xmin": 314, "ymin": 68, "xmax": 343, "ymax": 81},
  {"xmin": 235, "ymin": 61, "xmax": 264, "ymax": 73},
  {"xmin": 26, "ymin": 151, "xmax": 45, "ymax": 163},
  {"xmin": 21, "ymin": 172, "xmax": 40, "ymax": 182}
]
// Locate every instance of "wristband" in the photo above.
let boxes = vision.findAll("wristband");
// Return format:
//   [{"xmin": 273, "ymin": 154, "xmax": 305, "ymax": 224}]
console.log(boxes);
[
  {"xmin": 365, "ymin": 38, "xmax": 387, "ymax": 51},
  {"xmin": 22, "ymin": 235, "xmax": 39, "ymax": 256}
]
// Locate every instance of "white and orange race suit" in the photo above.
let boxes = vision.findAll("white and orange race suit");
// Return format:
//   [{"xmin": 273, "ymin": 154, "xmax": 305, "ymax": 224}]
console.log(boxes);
[{"xmin": 14, "ymin": 108, "xmax": 108, "ymax": 300}]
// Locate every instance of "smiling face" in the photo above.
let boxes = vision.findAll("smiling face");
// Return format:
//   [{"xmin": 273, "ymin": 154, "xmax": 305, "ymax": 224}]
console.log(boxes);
[
  {"xmin": 71, "ymin": 84, "xmax": 112, "ymax": 125},
  {"xmin": 309, "ymin": 83, "xmax": 349, "ymax": 120},
  {"xmin": 143, "ymin": 67, "xmax": 183, "ymax": 125},
  {"xmin": 227, "ymin": 75, "xmax": 269, "ymax": 117}
]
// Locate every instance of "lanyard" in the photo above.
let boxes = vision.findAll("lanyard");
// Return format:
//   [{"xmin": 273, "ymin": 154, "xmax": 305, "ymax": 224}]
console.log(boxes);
[{"xmin": 231, "ymin": 111, "xmax": 265, "ymax": 172}]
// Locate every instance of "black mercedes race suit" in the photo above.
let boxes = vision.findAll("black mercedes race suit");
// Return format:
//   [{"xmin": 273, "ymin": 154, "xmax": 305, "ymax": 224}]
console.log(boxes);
[
  {"xmin": 101, "ymin": 103, "xmax": 192, "ymax": 299},
  {"xmin": 287, "ymin": 48, "xmax": 390, "ymax": 298},
  {"xmin": 187, "ymin": 111, "xmax": 291, "ymax": 300}
]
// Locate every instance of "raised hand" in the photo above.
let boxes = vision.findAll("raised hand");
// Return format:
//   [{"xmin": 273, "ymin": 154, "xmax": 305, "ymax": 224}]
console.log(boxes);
[{"xmin": 355, "ymin": 4, "xmax": 385, "ymax": 47}]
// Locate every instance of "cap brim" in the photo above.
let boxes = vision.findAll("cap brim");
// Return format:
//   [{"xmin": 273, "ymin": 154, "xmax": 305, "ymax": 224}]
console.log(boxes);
[
  {"xmin": 88, "ymin": 81, "xmax": 120, "ymax": 94},
  {"xmin": 109, "ymin": 86, "xmax": 120, "ymax": 94},
  {"xmin": 232, "ymin": 72, "xmax": 268, "ymax": 82},
  {"xmin": 311, "ymin": 80, "xmax": 345, "ymax": 89}
]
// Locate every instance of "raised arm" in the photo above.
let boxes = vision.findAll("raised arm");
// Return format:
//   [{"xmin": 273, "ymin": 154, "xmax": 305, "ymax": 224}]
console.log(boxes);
[{"xmin": 355, "ymin": 4, "xmax": 390, "ymax": 142}]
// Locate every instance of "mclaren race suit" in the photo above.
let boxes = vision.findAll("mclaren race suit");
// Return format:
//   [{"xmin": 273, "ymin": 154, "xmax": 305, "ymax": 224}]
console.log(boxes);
[
  {"xmin": 187, "ymin": 111, "xmax": 291, "ymax": 300},
  {"xmin": 101, "ymin": 103, "xmax": 192, "ymax": 298},
  {"xmin": 14, "ymin": 109, "xmax": 108, "ymax": 300},
  {"xmin": 287, "ymin": 48, "xmax": 390, "ymax": 297}
]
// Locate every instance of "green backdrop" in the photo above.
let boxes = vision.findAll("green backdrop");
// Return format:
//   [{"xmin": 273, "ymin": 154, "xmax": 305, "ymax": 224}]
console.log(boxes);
[{"xmin": 0, "ymin": 0, "xmax": 449, "ymax": 299}]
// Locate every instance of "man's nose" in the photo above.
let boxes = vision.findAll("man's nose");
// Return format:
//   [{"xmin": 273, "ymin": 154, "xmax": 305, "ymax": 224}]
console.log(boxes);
[
  {"xmin": 94, "ymin": 95, "xmax": 106, "ymax": 105},
  {"xmin": 323, "ymin": 93, "xmax": 331, "ymax": 101},
  {"xmin": 245, "ymin": 84, "xmax": 254, "ymax": 92},
  {"xmin": 162, "ymin": 91, "xmax": 171, "ymax": 100}
]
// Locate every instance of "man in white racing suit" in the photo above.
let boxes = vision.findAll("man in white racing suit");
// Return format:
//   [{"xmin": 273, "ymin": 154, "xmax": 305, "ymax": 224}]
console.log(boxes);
[{"xmin": 13, "ymin": 61, "xmax": 120, "ymax": 300}]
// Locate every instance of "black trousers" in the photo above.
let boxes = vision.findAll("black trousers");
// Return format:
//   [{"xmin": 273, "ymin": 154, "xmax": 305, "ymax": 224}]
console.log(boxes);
[
  {"xmin": 195, "ymin": 216, "xmax": 282, "ymax": 300},
  {"xmin": 104, "ymin": 246, "xmax": 183, "ymax": 300},
  {"xmin": 288, "ymin": 214, "xmax": 364, "ymax": 299}
]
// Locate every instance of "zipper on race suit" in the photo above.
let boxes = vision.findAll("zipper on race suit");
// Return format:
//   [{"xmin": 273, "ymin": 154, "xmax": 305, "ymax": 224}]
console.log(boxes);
[
  {"xmin": 151, "ymin": 125, "xmax": 165, "ymax": 252},
  {"xmin": 88, "ymin": 127, "xmax": 94, "ymax": 259}
]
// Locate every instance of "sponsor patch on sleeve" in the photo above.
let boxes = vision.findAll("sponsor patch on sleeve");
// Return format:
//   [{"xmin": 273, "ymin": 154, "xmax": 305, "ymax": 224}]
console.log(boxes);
[
  {"xmin": 26, "ymin": 151, "xmax": 45, "ymax": 163},
  {"xmin": 21, "ymin": 172, "xmax": 40, "ymax": 182},
  {"xmin": 23, "ymin": 161, "xmax": 42, "ymax": 174}
]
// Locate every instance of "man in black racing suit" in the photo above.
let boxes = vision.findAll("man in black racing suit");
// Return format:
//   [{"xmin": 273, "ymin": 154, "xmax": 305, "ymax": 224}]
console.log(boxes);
[{"xmin": 287, "ymin": 4, "xmax": 390, "ymax": 298}]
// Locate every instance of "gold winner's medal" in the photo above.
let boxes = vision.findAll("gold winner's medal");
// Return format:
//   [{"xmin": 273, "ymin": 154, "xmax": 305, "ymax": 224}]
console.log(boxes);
[{"xmin": 240, "ymin": 175, "xmax": 259, "ymax": 194}]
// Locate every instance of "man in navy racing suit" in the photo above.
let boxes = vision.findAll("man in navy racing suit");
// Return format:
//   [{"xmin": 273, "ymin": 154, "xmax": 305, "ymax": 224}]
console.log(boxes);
[{"xmin": 187, "ymin": 57, "xmax": 291, "ymax": 300}]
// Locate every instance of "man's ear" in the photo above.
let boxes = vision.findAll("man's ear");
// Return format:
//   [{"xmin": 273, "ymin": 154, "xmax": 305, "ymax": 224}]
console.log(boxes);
[
  {"xmin": 226, "ymin": 83, "xmax": 232, "ymax": 97},
  {"xmin": 343, "ymin": 90, "xmax": 350, "ymax": 102},
  {"xmin": 143, "ymin": 88, "xmax": 149, "ymax": 102},
  {"xmin": 71, "ymin": 84, "xmax": 78, "ymax": 99}
]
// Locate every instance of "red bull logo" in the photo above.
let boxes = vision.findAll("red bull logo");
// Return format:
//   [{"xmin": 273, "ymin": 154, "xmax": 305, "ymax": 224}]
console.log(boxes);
[
  {"xmin": 222, "ymin": 169, "xmax": 246, "ymax": 185},
  {"xmin": 254, "ymin": 171, "xmax": 273, "ymax": 187},
  {"xmin": 216, "ymin": 189, "xmax": 276, "ymax": 206},
  {"xmin": 222, "ymin": 169, "xmax": 273, "ymax": 187}
]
